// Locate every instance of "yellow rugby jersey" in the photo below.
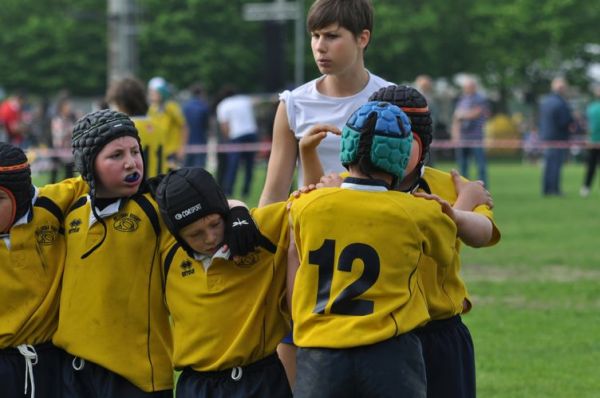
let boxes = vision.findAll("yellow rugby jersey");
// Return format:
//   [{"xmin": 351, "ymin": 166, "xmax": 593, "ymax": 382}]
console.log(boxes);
[
  {"xmin": 163, "ymin": 202, "xmax": 290, "ymax": 372},
  {"xmin": 289, "ymin": 183, "xmax": 457, "ymax": 349},
  {"xmin": 148, "ymin": 101, "xmax": 186, "ymax": 159},
  {"xmin": 0, "ymin": 178, "xmax": 88, "ymax": 348},
  {"xmin": 53, "ymin": 192, "xmax": 173, "ymax": 392},
  {"xmin": 133, "ymin": 115, "xmax": 169, "ymax": 177},
  {"xmin": 419, "ymin": 166, "xmax": 501, "ymax": 320}
]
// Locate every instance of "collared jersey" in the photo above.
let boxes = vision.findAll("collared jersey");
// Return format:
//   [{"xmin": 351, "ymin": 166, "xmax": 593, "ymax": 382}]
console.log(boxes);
[
  {"xmin": 419, "ymin": 167, "xmax": 501, "ymax": 319},
  {"xmin": 163, "ymin": 202, "xmax": 290, "ymax": 372},
  {"xmin": 289, "ymin": 184, "xmax": 457, "ymax": 348},
  {"xmin": 53, "ymin": 192, "xmax": 173, "ymax": 392},
  {"xmin": 133, "ymin": 115, "xmax": 169, "ymax": 177},
  {"xmin": 0, "ymin": 178, "xmax": 88, "ymax": 348},
  {"xmin": 148, "ymin": 101, "xmax": 186, "ymax": 159}
]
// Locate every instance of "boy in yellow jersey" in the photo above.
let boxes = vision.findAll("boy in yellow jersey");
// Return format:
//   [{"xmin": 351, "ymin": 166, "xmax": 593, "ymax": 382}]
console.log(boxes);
[
  {"xmin": 0, "ymin": 143, "xmax": 87, "ymax": 398},
  {"xmin": 300, "ymin": 86, "xmax": 500, "ymax": 398},
  {"xmin": 107, "ymin": 77, "xmax": 170, "ymax": 177},
  {"xmin": 288, "ymin": 102, "xmax": 458, "ymax": 398},
  {"xmin": 369, "ymin": 85, "xmax": 500, "ymax": 398},
  {"xmin": 148, "ymin": 77, "xmax": 188, "ymax": 169},
  {"xmin": 154, "ymin": 167, "xmax": 292, "ymax": 398},
  {"xmin": 52, "ymin": 109, "xmax": 175, "ymax": 398}
]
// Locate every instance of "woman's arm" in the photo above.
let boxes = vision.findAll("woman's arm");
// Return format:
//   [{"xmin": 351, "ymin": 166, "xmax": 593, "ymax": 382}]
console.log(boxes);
[{"xmin": 259, "ymin": 101, "xmax": 299, "ymax": 207}]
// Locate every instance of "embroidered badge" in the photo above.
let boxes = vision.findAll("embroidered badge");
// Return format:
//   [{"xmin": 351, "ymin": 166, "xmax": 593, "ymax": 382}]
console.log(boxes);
[
  {"xmin": 36, "ymin": 225, "xmax": 58, "ymax": 245},
  {"xmin": 113, "ymin": 213, "xmax": 141, "ymax": 232}
]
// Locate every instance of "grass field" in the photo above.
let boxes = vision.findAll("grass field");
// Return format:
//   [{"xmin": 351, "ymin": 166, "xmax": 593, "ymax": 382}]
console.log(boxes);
[{"xmin": 33, "ymin": 159, "xmax": 600, "ymax": 397}]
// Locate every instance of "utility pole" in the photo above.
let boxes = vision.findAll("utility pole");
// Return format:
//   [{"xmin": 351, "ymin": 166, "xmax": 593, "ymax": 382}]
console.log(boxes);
[
  {"xmin": 243, "ymin": 0, "xmax": 305, "ymax": 89},
  {"xmin": 107, "ymin": 0, "xmax": 139, "ymax": 83}
]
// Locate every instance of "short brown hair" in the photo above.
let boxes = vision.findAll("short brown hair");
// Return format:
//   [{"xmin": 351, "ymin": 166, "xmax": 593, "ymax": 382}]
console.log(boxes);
[
  {"xmin": 106, "ymin": 77, "xmax": 148, "ymax": 117},
  {"xmin": 307, "ymin": 0, "xmax": 373, "ymax": 37}
]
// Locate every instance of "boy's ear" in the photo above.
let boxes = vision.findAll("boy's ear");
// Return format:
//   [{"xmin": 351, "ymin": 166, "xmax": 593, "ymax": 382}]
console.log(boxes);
[{"xmin": 357, "ymin": 29, "xmax": 371, "ymax": 50}]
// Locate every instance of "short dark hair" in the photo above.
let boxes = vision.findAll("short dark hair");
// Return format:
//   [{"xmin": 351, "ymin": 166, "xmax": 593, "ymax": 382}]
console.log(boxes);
[
  {"xmin": 307, "ymin": 0, "xmax": 373, "ymax": 38},
  {"xmin": 106, "ymin": 77, "xmax": 149, "ymax": 116}
]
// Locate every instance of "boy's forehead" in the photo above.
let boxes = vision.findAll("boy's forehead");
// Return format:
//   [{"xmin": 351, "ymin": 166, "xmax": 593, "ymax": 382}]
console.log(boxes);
[
  {"xmin": 99, "ymin": 136, "xmax": 139, "ymax": 151},
  {"xmin": 311, "ymin": 23, "xmax": 342, "ymax": 33},
  {"xmin": 180, "ymin": 213, "xmax": 223, "ymax": 232}
]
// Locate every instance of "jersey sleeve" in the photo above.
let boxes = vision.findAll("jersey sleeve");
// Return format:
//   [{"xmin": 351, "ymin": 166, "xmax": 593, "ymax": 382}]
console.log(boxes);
[{"xmin": 415, "ymin": 200, "xmax": 458, "ymax": 275}]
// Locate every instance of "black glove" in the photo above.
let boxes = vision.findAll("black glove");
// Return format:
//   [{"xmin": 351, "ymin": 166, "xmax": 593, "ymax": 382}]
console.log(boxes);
[{"xmin": 226, "ymin": 206, "xmax": 261, "ymax": 258}]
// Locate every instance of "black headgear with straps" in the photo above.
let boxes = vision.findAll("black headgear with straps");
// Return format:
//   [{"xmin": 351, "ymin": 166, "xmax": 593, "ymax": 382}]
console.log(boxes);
[
  {"xmin": 71, "ymin": 109, "xmax": 143, "ymax": 259},
  {"xmin": 72, "ymin": 109, "xmax": 142, "ymax": 198},
  {"xmin": 0, "ymin": 142, "xmax": 34, "ymax": 230},
  {"xmin": 369, "ymin": 85, "xmax": 433, "ymax": 163},
  {"xmin": 155, "ymin": 167, "xmax": 229, "ymax": 256}
]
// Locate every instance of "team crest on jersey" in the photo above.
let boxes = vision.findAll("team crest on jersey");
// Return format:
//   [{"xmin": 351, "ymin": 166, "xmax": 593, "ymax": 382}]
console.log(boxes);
[
  {"xmin": 36, "ymin": 225, "xmax": 58, "ymax": 245},
  {"xmin": 113, "ymin": 213, "xmax": 141, "ymax": 232},
  {"xmin": 68, "ymin": 219, "xmax": 82, "ymax": 234},
  {"xmin": 234, "ymin": 252, "xmax": 259, "ymax": 268},
  {"xmin": 180, "ymin": 260, "xmax": 195, "ymax": 277}
]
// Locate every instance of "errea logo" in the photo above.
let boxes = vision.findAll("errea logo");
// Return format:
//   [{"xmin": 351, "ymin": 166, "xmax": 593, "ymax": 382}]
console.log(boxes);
[{"xmin": 175, "ymin": 203, "xmax": 202, "ymax": 220}]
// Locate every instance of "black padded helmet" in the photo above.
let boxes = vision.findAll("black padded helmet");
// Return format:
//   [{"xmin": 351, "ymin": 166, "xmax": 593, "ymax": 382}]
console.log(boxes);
[
  {"xmin": 155, "ymin": 168, "xmax": 229, "ymax": 255},
  {"xmin": 0, "ymin": 142, "xmax": 33, "ymax": 230},
  {"xmin": 369, "ymin": 85, "xmax": 433, "ymax": 164},
  {"xmin": 71, "ymin": 109, "xmax": 142, "ymax": 198}
]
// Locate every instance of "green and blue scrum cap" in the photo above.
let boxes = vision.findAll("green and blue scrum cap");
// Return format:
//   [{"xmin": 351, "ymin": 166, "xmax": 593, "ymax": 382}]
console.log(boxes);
[{"xmin": 340, "ymin": 101, "xmax": 413, "ymax": 179}]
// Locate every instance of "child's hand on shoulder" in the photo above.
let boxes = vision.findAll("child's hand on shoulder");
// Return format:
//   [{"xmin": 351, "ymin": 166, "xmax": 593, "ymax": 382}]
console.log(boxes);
[
  {"xmin": 316, "ymin": 172, "xmax": 343, "ymax": 188},
  {"xmin": 299, "ymin": 124, "xmax": 341, "ymax": 153},
  {"xmin": 413, "ymin": 192, "xmax": 455, "ymax": 222}
]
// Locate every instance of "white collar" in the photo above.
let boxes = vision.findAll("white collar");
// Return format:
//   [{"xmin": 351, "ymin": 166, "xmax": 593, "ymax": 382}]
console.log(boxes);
[
  {"xmin": 340, "ymin": 182, "xmax": 388, "ymax": 192},
  {"xmin": 88, "ymin": 196, "xmax": 122, "ymax": 227},
  {"xmin": 193, "ymin": 245, "xmax": 231, "ymax": 272}
]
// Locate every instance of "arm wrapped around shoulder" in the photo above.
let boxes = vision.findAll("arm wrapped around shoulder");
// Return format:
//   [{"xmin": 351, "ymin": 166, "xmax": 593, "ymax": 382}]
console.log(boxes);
[{"xmin": 225, "ymin": 206, "xmax": 261, "ymax": 257}]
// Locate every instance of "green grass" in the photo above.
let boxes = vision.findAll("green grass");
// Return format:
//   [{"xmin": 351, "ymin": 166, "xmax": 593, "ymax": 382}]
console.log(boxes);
[
  {"xmin": 33, "ymin": 160, "xmax": 600, "ymax": 397},
  {"xmin": 454, "ymin": 161, "xmax": 600, "ymax": 398}
]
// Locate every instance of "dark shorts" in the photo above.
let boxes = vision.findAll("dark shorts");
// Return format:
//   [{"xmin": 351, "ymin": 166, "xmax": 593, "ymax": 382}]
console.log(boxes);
[
  {"xmin": 295, "ymin": 333, "xmax": 426, "ymax": 398},
  {"xmin": 414, "ymin": 315, "xmax": 476, "ymax": 398},
  {"xmin": 61, "ymin": 353, "xmax": 172, "ymax": 398},
  {"xmin": 0, "ymin": 342, "xmax": 64, "ymax": 398},
  {"xmin": 176, "ymin": 353, "xmax": 291, "ymax": 398}
]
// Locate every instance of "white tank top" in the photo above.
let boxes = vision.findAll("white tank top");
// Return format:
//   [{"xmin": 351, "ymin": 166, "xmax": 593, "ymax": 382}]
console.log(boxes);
[{"xmin": 280, "ymin": 72, "xmax": 392, "ymax": 185}]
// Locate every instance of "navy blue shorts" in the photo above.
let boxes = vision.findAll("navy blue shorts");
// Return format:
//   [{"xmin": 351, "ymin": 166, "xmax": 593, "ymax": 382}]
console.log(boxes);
[
  {"xmin": 414, "ymin": 315, "xmax": 475, "ymax": 398},
  {"xmin": 61, "ymin": 353, "xmax": 172, "ymax": 398},
  {"xmin": 0, "ymin": 342, "xmax": 64, "ymax": 398},
  {"xmin": 295, "ymin": 333, "xmax": 426, "ymax": 398},
  {"xmin": 176, "ymin": 353, "xmax": 291, "ymax": 398}
]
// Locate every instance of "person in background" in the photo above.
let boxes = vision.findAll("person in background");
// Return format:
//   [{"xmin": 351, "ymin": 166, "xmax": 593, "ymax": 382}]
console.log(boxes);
[
  {"xmin": 216, "ymin": 85, "xmax": 259, "ymax": 198},
  {"xmin": 0, "ymin": 90, "xmax": 27, "ymax": 147},
  {"xmin": 148, "ymin": 76, "xmax": 188, "ymax": 169},
  {"xmin": 107, "ymin": 76, "xmax": 170, "ymax": 178},
  {"xmin": 580, "ymin": 83, "xmax": 600, "ymax": 197},
  {"xmin": 415, "ymin": 75, "xmax": 438, "ymax": 165},
  {"xmin": 183, "ymin": 83, "xmax": 211, "ymax": 168},
  {"xmin": 538, "ymin": 77, "xmax": 575, "ymax": 197},
  {"xmin": 50, "ymin": 95, "xmax": 77, "ymax": 182},
  {"xmin": 451, "ymin": 76, "xmax": 490, "ymax": 187}
]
